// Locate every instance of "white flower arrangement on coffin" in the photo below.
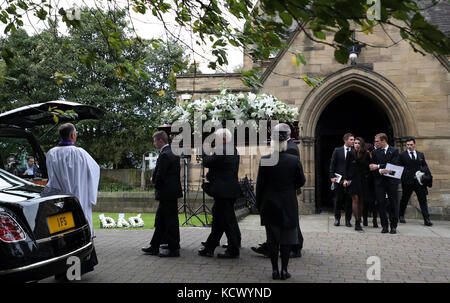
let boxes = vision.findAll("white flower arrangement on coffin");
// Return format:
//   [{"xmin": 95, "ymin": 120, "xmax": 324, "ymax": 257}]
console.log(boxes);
[
  {"xmin": 116, "ymin": 213, "xmax": 130, "ymax": 228},
  {"xmin": 128, "ymin": 214, "xmax": 145, "ymax": 228},
  {"xmin": 162, "ymin": 89, "xmax": 299, "ymax": 131},
  {"xmin": 99, "ymin": 214, "xmax": 116, "ymax": 229}
]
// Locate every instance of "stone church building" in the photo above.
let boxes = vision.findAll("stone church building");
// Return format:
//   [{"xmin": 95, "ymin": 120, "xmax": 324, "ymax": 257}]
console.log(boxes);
[{"xmin": 176, "ymin": 3, "xmax": 450, "ymax": 220}]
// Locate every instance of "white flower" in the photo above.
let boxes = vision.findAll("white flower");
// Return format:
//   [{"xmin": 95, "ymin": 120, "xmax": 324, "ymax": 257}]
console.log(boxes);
[
  {"xmin": 164, "ymin": 91, "xmax": 298, "ymax": 126},
  {"xmin": 117, "ymin": 215, "xmax": 130, "ymax": 228},
  {"xmin": 128, "ymin": 214, "xmax": 145, "ymax": 228},
  {"xmin": 99, "ymin": 214, "xmax": 116, "ymax": 228}
]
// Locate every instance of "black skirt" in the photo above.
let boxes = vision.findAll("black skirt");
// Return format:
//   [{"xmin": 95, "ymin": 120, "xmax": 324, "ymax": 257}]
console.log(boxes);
[{"xmin": 265, "ymin": 225, "xmax": 299, "ymax": 245}]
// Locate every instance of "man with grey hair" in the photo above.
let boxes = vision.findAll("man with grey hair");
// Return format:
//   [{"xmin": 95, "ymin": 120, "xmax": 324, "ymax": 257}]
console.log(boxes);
[
  {"xmin": 252, "ymin": 123, "xmax": 304, "ymax": 258},
  {"xmin": 42, "ymin": 122, "xmax": 100, "ymax": 279},
  {"xmin": 198, "ymin": 128, "xmax": 241, "ymax": 258}
]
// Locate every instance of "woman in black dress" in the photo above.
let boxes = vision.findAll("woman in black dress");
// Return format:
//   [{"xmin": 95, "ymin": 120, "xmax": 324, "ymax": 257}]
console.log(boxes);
[
  {"xmin": 256, "ymin": 130, "xmax": 306, "ymax": 280},
  {"xmin": 343, "ymin": 137, "xmax": 371, "ymax": 231}
]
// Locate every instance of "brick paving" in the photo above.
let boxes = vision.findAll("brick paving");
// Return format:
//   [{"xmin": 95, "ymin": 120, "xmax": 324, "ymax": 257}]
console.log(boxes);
[{"xmin": 40, "ymin": 214, "xmax": 450, "ymax": 283}]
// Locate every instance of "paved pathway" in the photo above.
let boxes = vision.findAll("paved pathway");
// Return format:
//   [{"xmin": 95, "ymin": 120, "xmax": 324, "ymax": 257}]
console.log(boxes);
[{"xmin": 40, "ymin": 214, "xmax": 450, "ymax": 283}]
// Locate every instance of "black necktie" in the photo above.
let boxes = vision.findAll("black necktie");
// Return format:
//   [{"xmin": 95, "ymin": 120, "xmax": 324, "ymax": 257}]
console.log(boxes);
[{"xmin": 410, "ymin": 151, "xmax": 415, "ymax": 160}]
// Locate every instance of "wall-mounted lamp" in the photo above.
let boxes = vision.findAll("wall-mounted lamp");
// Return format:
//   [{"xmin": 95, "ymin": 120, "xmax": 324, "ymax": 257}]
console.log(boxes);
[{"xmin": 348, "ymin": 30, "xmax": 366, "ymax": 65}]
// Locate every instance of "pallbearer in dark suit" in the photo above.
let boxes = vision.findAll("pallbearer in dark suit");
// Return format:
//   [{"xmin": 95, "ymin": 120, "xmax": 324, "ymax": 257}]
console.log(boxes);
[
  {"xmin": 256, "ymin": 129, "xmax": 306, "ymax": 280},
  {"xmin": 142, "ymin": 131, "xmax": 183, "ymax": 257},
  {"xmin": 198, "ymin": 128, "xmax": 242, "ymax": 258},
  {"xmin": 251, "ymin": 123, "xmax": 304, "ymax": 258},
  {"xmin": 369, "ymin": 133, "xmax": 401, "ymax": 234},
  {"xmin": 398, "ymin": 138, "xmax": 433, "ymax": 226},
  {"xmin": 329, "ymin": 133, "xmax": 354, "ymax": 227}
]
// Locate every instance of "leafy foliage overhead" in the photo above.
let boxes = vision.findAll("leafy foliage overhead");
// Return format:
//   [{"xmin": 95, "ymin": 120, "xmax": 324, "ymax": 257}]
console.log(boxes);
[
  {"xmin": 0, "ymin": 9, "xmax": 188, "ymax": 168},
  {"xmin": 0, "ymin": 0, "xmax": 449, "ymax": 78}
]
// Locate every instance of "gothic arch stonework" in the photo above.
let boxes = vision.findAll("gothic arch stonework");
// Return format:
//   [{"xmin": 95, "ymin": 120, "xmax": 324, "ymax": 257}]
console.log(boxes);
[{"xmin": 297, "ymin": 66, "xmax": 417, "ymax": 212}]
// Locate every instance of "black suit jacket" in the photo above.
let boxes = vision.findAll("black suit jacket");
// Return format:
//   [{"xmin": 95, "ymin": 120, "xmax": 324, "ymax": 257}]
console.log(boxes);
[
  {"xmin": 203, "ymin": 144, "xmax": 241, "ymax": 200},
  {"xmin": 152, "ymin": 145, "xmax": 183, "ymax": 201},
  {"xmin": 286, "ymin": 139, "xmax": 300, "ymax": 158},
  {"xmin": 329, "ymin": 146, "xmax": 351, "ymax": 179},
  {"xmin": 256, "ymin": 152, "xmax": 306, "ymax": 228},
  {"xmin": 398, "ymin": 150, "xmax": 432, "ymax": 188},
  {"xmin": 370, "ymin": 145, "xmax": 401, "ymax": 185}
]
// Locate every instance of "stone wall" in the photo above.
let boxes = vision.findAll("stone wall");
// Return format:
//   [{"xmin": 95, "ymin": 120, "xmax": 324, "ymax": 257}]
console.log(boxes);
[{"xmin": 100, "ymin": 168, "xmax": 153, "ymax": 189}]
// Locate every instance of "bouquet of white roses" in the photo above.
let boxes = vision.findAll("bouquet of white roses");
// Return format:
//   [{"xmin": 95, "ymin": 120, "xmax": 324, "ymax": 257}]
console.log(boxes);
[{"xmin": 162, "ymin": 89, "xmax": 299, "ymax": 130}]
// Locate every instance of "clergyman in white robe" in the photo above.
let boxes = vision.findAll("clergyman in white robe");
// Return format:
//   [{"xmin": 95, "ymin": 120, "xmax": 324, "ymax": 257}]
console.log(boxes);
[{"xmin": 41, "ymin": 145, "xmax": 100, "ymax": 234}]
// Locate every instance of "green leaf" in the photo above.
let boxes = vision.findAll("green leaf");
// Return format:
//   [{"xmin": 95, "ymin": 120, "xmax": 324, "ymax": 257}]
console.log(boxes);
[
  {"xmin": 313, "ymin": 31, "xmax": 326, "ymax": 40},
  {"xmin": 392, "ymin": 11, "xmax": 408, "ymax": 21},
  {"xmin": 36, "ymin": 8, "xmax": 48, "ymax": 20},
  {"xmin": 296, "ymin": 52, "xmax": 307, "ymax": 66},
  {"xmin": 334, "ymin": 48, "xmax": 349, "ymax": 64},
  {"xmin": 0, "ymin": 47, "xmax": 14, "ymax": 64},
  {"xmin": 279, "ymin": 12, "xmax": 293, "ymax": 26},
  {"xmin": 400, "ymin": 29, "xmax": 408, "ymax": 40}
]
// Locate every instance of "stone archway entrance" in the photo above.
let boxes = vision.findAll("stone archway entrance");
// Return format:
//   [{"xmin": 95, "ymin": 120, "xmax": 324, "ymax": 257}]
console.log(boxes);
[
  {"xmin": 314, "ymin": 91, "xmax": 393, "ymax": 211},
  {"xmin": 297, "ymin": 66, "xmax": 416, "ymax": 214}
]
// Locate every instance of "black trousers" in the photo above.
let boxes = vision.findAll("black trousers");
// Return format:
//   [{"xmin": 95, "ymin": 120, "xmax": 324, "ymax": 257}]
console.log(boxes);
[
  {"xmin": 332, "ymin": 184, "xmax": 352, "ymax": 222},
  {"xmin": 375, "ymin": 182, "xmax": 399, "ymax": 229},
  {"xmin": 400, "ymin": 182, "xmax": 430, "ymax": 220},
  {"xmin": 150, "ymin": 200, "xmax": 180, "ymax": 250},
  {"xmin": 205, "ymin": 198, "xmax": 240, "ymax": 255},
  {"xmin": 362, "ymin": 196, "xmax": 378, "ymax": 220}
]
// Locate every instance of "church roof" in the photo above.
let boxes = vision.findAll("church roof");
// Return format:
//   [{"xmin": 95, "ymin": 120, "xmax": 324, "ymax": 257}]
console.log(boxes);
[
  {"xmin": 421, "ymin": 0, "xmax": 450, "ymax": 35},
  {"xmin": 259, "ymin": 1, "xmax": 450, "ymax": 83}
]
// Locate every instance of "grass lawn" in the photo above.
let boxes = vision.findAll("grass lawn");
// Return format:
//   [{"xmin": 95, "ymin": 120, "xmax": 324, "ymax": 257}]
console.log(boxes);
[
  {"xmin": 98, "ymin": 190, "xmax": 155, "ymax": 194},
  {"xmin": 92, "ymin": 212, "xmax": 213, "ymax": 230}
]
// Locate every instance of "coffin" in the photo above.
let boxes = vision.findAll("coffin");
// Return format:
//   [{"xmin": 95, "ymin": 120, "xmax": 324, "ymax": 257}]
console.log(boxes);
[{"xmin": 157, "ymin": 120, "xmax": 300, "ymax": 147}]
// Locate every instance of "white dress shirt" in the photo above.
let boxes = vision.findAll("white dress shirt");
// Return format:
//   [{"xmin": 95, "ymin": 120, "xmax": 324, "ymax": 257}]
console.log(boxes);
[
  {"xmin": 378, "ymin": 145, "xmax": 389, "ymax": 174},
  {"xmin": 344, "ymin": 145, "xmax": 351, "ymax": 159},
  {"xmin": 408, "ymin": 149, "xmax": 417, "ymax": 160}
]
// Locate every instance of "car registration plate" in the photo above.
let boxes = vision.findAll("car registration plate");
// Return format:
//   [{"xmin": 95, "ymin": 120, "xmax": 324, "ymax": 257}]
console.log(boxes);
[{"xmin": 47, "ymin": 212, "xmax": 75, "ymax": 234}]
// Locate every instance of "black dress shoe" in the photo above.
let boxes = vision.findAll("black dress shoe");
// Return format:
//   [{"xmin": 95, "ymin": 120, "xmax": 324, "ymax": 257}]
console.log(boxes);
[
  {"xmin": 389, "ymin": 228, "xmax": 397, "ymax": 234},
  {"xmin": 272, "ymin": 270, "xmax": 280, "ymax": 280},
  {"xmin": 399, "ymin": 216, "xmax": 406, "ymax": 223},
  {"xmin": 280, "ymin": 270, "xmax": 291, "ymax": 280},
  {"xmin": 355, "ymin": 221, "xmax": 363, "ymax": 231},
  {"xmin": 159, "ymin": 249, "xmax": 180, "ymax": 257},
  {"xmin": 345, "ymin": 221, "xmax": 352, "ymax": 227},
  {"xmin": 198, "ymin": 247, "xmax": 214, "ymax": 257},
  {"xmin": 334, "ymin": 219, "xmax": 340, "ymax": 226},
  {"xmin": 289, "ymin": 250, "xmax": 302, "ymax": 258},
  {"xmin": 381, "ymin": 227, "xmax": 389, "ymax": 233},
  {"xmin": 142, "ymin": 246, "xmax": 159, "ymax": 255},
  {"xmin": 424, "ymin": 219, "xmax": 433, "ymax": 226},
  {"xmin": 373, "ymin": 220, "xmax": 379, "ymax": 228},
  {"xmin": 217, "ymin": 251, "xmax": 239, "ymax": 259},
  {"xmin": 251, "ymin": 245, "xmax": 269, "ymax": 257}
]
